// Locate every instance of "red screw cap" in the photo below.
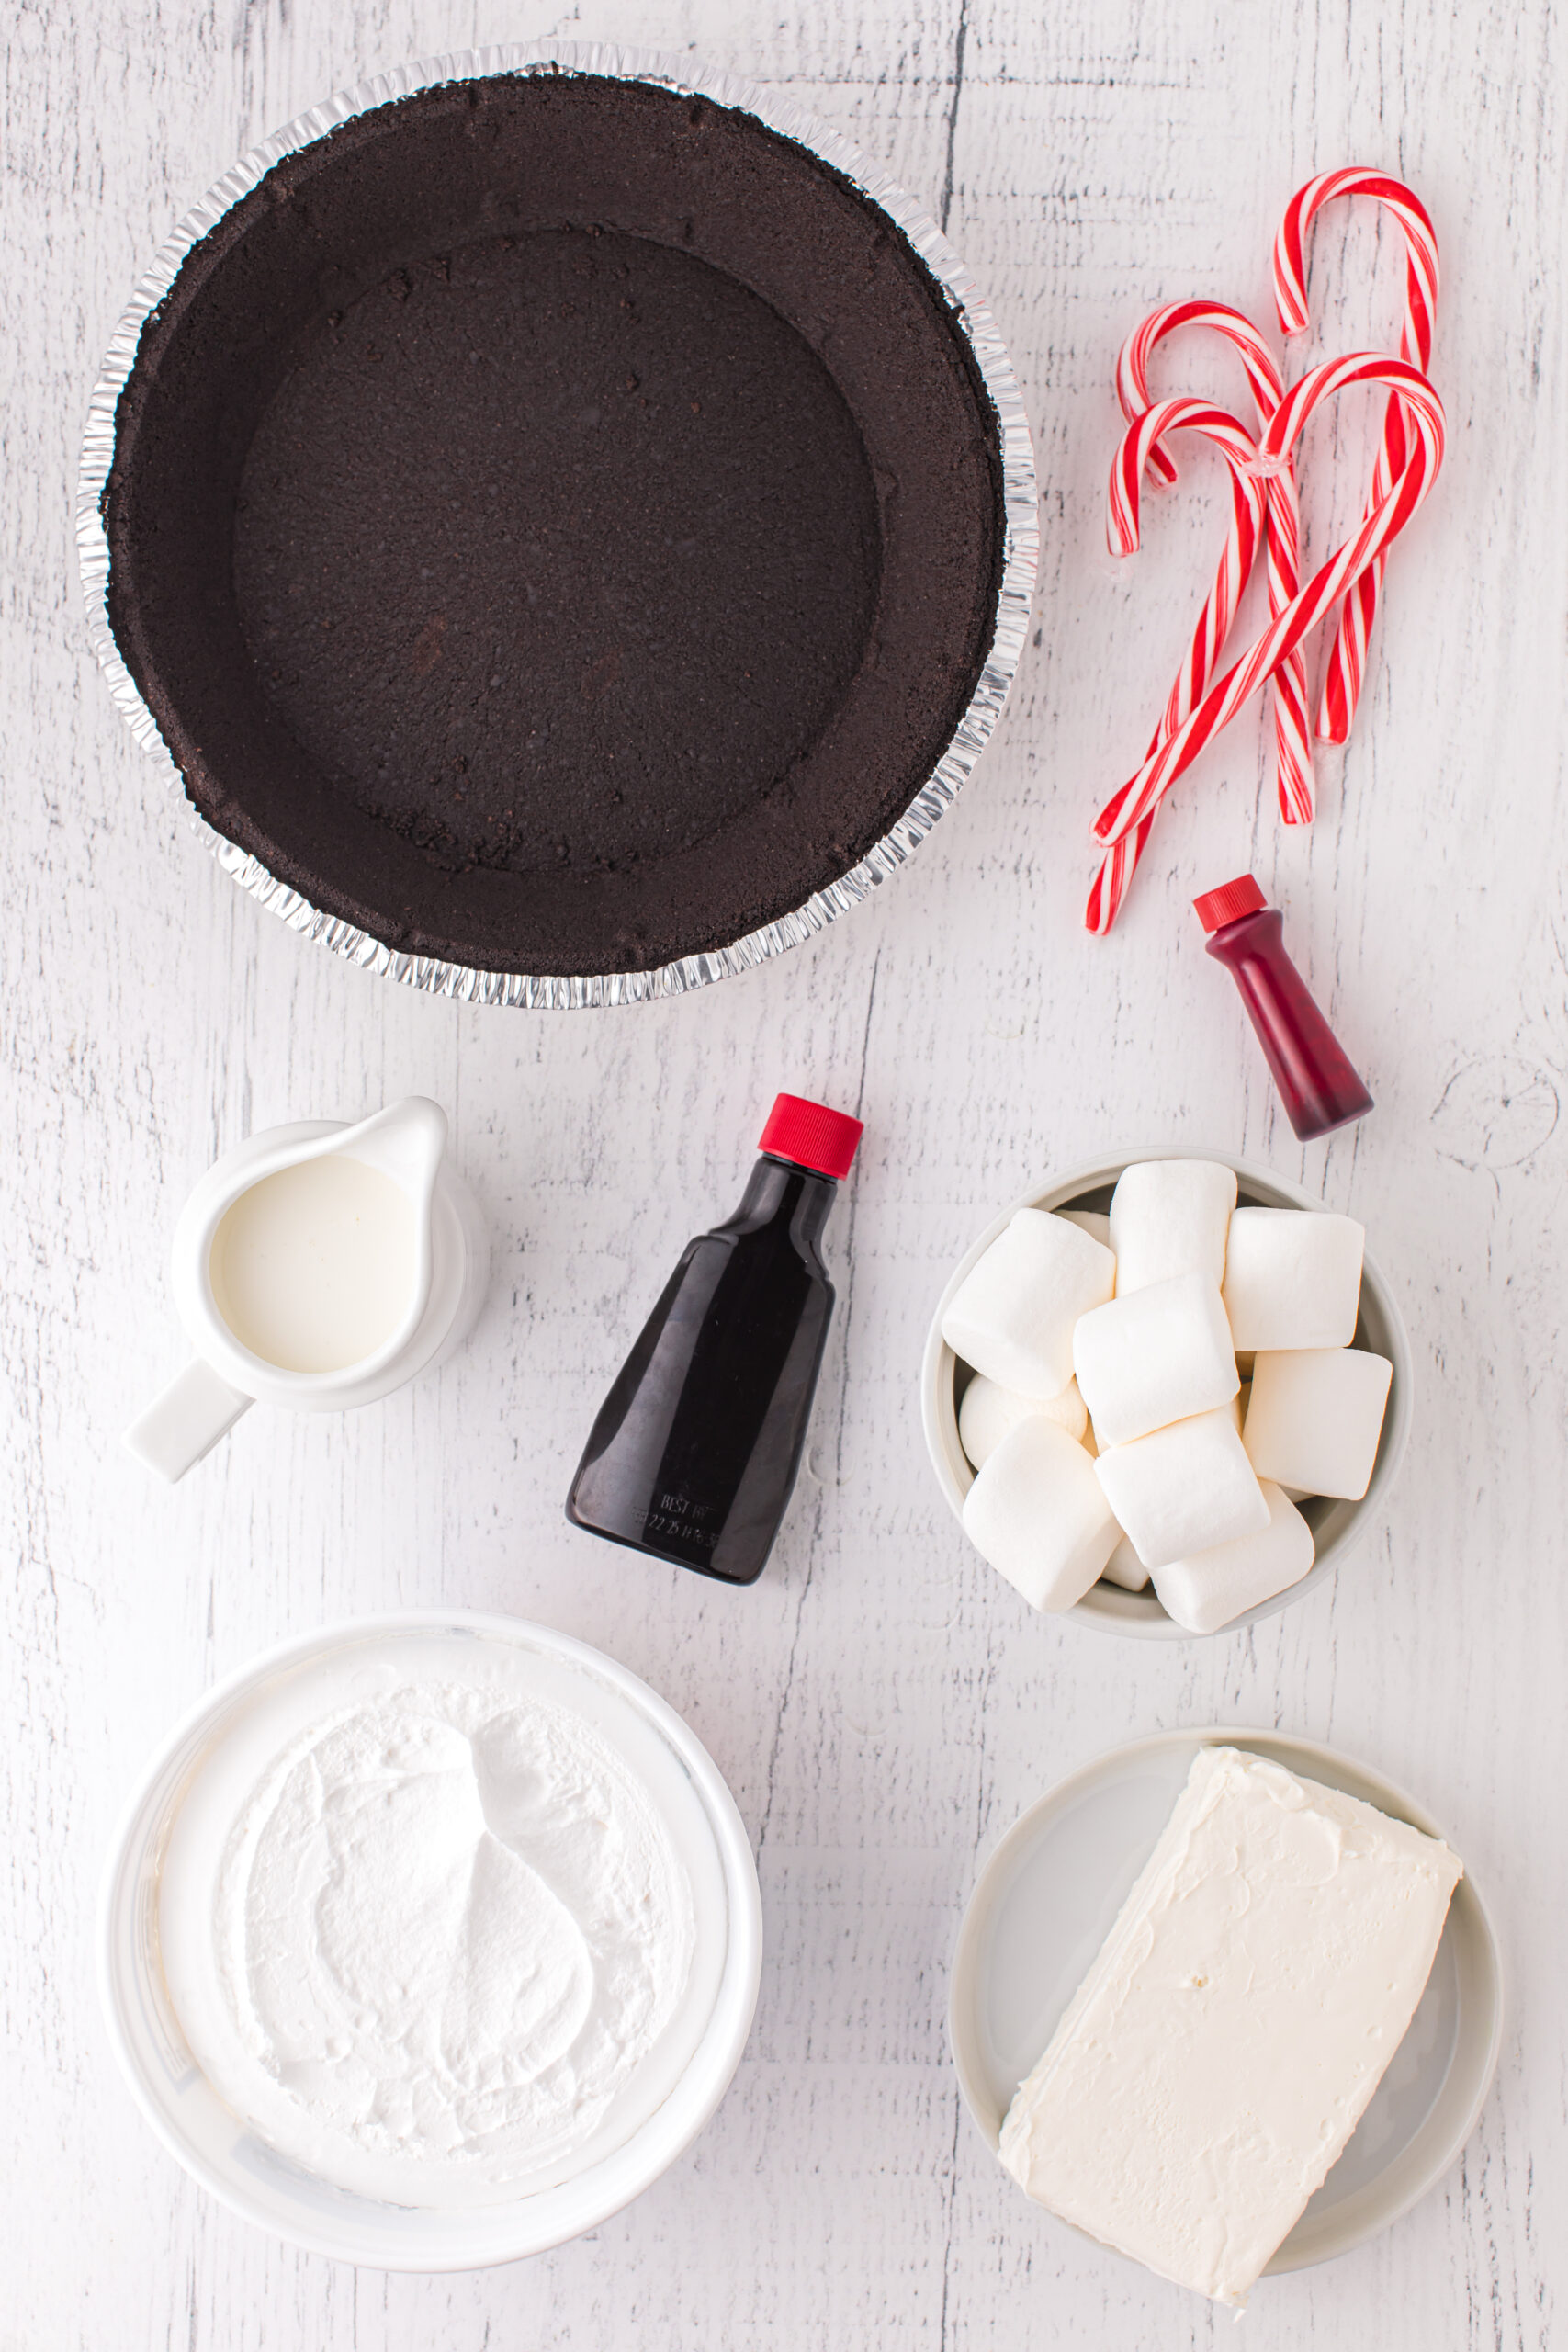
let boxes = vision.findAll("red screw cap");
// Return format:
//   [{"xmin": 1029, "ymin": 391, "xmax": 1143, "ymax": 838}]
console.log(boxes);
[
  {"xmin": 759, "ymin": 1093, "xmax": 863, "ymax": 1180},
  {"xmin": 1193, "ymin": 873, "xmax": 1267, "ymax": 933}
]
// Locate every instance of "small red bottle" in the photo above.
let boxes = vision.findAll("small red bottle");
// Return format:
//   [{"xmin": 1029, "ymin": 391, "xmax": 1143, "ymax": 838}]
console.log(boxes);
[{"xmin": 1193, "ymin": 876, "xmax": 1374, "ymax": 1141}]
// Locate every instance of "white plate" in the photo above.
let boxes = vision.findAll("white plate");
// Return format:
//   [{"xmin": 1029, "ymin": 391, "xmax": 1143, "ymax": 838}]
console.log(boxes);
[
  {"xmin": 950, "ymin": 1727, "xmax": 1502, "ymax": 2280},
  {"xmin": 99, "ymin": 1611, "xmax": 762, "ymax": 2269}
]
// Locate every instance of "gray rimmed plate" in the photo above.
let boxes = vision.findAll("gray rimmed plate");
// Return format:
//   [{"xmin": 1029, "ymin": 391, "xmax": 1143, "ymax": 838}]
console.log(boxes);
[{"xmin": 950, "ymin": 1726, "xmax": 1503, "ymax": 2285}]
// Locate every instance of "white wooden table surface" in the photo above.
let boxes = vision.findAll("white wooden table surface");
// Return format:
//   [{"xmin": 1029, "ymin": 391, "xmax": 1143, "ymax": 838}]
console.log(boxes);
[{"xmin": 5, "ymin": 0, "xmax": 1564, "ymax": 2343}]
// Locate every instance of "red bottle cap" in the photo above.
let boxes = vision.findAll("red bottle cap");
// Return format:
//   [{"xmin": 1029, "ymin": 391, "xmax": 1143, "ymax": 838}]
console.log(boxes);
[
  {"xmin": 759, "ymin": 1093, "xmax": 863, "ymax": 1180},
  {"xmin": 1193, "ymin": 873, "xmax": 1268, "ymax": 933}
]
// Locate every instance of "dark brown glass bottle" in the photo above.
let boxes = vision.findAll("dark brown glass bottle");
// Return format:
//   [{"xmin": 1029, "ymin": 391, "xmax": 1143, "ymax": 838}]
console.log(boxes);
[{"xmin": 565, "ymin": 1095, "xmax": 863, "ymax": 1585}]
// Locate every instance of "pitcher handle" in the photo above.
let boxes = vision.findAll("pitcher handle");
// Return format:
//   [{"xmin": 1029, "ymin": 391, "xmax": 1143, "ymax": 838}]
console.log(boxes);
[{"xmin": 124, "ymin": 1360, "xmax": 253, "ymax": 1482}]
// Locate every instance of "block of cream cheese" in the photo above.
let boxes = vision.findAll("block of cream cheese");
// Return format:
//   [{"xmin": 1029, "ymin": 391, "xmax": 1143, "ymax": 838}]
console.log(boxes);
[
  {"xmin": 998, "ymin": 1745, "xmax": 1462, "ymax": 2310},
  {"xmin": 959, "ymin": 1373, "xmax": 1089, "ymax": 1468},
  {"xmin": 942, "ymin": 1209, "xmax": 1115, "ymax": 1401}
]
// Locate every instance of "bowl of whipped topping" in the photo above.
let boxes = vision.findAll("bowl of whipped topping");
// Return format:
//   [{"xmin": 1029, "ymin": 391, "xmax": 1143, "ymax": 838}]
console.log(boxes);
[{"xmin": 98, "ymin": 1612, "xmax": 761, "ymax": 2267}]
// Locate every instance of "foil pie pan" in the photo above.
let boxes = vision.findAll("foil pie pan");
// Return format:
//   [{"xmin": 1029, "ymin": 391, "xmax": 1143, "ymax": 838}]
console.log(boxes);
[{"xmin": 77, "ymin": 40, "xmax": 1039, "ymax": 1011}]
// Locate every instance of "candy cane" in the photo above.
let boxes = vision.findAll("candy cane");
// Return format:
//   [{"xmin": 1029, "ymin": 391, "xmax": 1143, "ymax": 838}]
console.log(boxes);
[
  {"xmin": 1116, "ymin": 300, "xmax": 1284, "ymax": 480},
  {"xmin": 1273, "ymin": 169, "xmax": 1439, "ymax": 741},
  {"xmin": 1116, "ymin": 300, "xmax": 1314, "ymax": 825},
  {"xmin": 1092, "ymin": 356, "xmax": 1444, "ymax": 861},
  {"xmin": 1086, "ymin": 399, "xmax": 1268, "ymax": 934}
]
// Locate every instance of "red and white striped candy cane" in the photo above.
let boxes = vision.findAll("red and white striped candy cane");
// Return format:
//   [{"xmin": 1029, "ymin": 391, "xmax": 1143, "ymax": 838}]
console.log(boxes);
[
  {"xmin": 1092, "ymin": 355, "xmax": 1444, "ymax": 866},
  {"xmin": 1116, "ymin": 300, "xmax": 1283, "ymax": 479},
  {"xmin": 1086, "ymin": 398, "xmax": 1268, "ymax": 934},
  {"xmin": 1116, "ymin": 299, "xmax": 1314, "ymax": 825},
  {"xmin": 1273, "ymin": 168, "xmax": 1439, "ymax": 742}
]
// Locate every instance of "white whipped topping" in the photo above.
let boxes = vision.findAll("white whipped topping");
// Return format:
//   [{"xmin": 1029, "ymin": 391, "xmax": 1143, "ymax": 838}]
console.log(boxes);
[{"xmin": 160, "ymin": 1638, "xmax": 701, "ymax": 2203}]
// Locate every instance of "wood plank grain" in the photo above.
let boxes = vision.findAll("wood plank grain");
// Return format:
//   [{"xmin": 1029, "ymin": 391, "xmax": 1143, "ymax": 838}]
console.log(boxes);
[{"xmin": 2, "ymin": 0, "xmax": 1562, "ymax": 2343}]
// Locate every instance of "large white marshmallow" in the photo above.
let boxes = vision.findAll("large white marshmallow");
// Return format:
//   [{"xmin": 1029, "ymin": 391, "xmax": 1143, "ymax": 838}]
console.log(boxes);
[
  {"xmin": 1222, "ymin": 1208, "xmax": 1365, "ymax": 1351},
  {"xmin": 1073, "ymin": 1271, "xmax": 1239, "ymax": 1450},
  {"xmin": 1100, "ymin": 1529, "xmax": 1151, "ymax": 1591},
  {"xmin": 1109, "ymin": 1159, "xmax": 1236, "ymax": 1295},
  {"xmin": 1151, "ymin": 1481, "xmax": 1316, "ymax": 1634},
  {"xmin": 959, "ymin": 1374, "xmax": 1088, "ymax": 1469},
  {"xmin": 1057, "ymin": 1206, "xmax": 1112, "ymax": 1249},
  {"xmin": 942, "ymin": 1209, "xmax": 1115, "ymax": 1400},
  {"xmin": 1243, "ymin": 1348, "xmax": 1393, "ymax": 1500},
  {"xmin": 962, "ymin": 1416, "xmax": 1122, "ymax": 1611},
  {"xmin": 1094, "ymin": 1408, "xmax": 1269, "ymax": 1570}
]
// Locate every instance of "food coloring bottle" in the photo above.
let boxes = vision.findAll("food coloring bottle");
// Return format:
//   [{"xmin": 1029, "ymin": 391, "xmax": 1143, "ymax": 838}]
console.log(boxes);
[
  {"xmin": 1194, "ymin": 875, "xmax": 1374, "ymax": 1140},
  {"xmin": 566, "ymin": 1094, "xmax": 863, "ymax": 1584}
]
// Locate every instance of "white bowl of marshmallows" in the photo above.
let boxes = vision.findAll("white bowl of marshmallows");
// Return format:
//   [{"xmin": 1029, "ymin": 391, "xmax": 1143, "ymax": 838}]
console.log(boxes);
[{"xmin": 921, "ymin": 1148, "xmax": 1411, "ymax": 1638}]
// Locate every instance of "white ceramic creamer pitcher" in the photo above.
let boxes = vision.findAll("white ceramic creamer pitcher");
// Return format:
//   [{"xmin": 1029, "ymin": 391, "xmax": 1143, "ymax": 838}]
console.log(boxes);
[{"xmin": 124, "ymin": 1098, "xmax": 489, "ymax": 1481}]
